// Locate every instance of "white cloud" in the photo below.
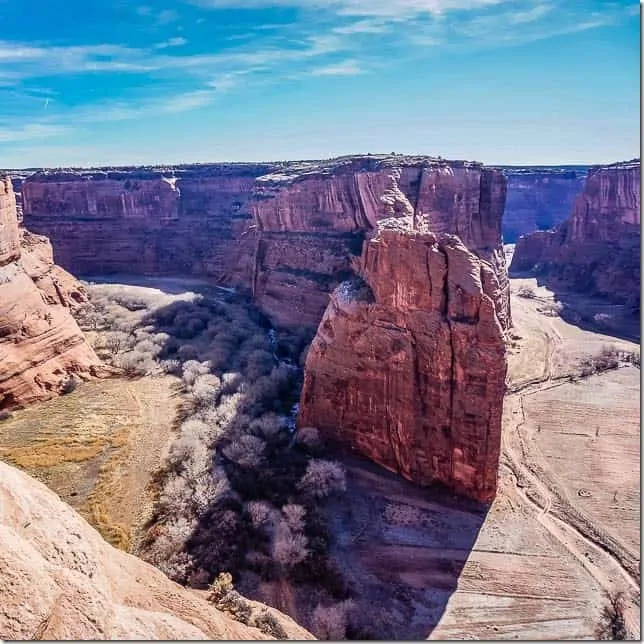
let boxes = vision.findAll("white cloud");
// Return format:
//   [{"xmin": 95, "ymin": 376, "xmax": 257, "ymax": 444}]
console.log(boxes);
[
  {"xmin": 0, "ymin": 123, "xmax": 69, "ymax": 143},
  {"xmin": 309, "ymin": 59, "xmax": 364, "ymax": 75},
  {"xmin": 189, "ymin": 0, "xmax": 505, "ymax": 19},
  {"xmin": 154, "ymin": 37, "xmax": 189, "ymax": 49}
]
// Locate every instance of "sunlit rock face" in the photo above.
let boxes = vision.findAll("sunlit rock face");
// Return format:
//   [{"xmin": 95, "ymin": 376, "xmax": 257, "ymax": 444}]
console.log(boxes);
[
  {"xmin": 511, "ymin": 160, "xmax": 641, "ymax": 309},
  {"xmin": 0, "ymin": 177, "xmax": 100, "ymax": 409},
  {"xmin": 298, "ymin": 217, "xmax": 507, "ymax": 503}
]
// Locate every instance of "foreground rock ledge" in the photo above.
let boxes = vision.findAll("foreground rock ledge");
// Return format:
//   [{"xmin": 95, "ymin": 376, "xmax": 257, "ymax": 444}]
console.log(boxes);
[
  {"xmin": 299, "ymin": 218, "xmax": 507, "ymax": 503},
  {"xmin": 0, "ymin": 461, "xmax": 312, "ymax": 640}
]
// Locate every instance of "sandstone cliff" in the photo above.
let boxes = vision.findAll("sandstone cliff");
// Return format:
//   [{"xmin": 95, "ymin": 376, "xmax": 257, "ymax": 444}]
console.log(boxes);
[
  {"xmin": 501, "ymin": 166, "xmax": 587, "ymax": 242},
  {"xmin": 0, "ymin": 460, "xmax": 312, "ymax": 640},
  {"xmin": 0, "ymin": 177, "xmax": 100, "ymax": 409},
  {"xmin": 251, "ymin": 156, "xmax": 510, "ymax": 329},
  {"xmin": 20, "ymin": 156, "xmax": 509, "ymax": 329},
  {"xmin": 510, "ymin": 160, "xmax": 640, "ymax": 308},
  {"xmin": 298, "ymin": 217, "xmax": 507, "ymax": 503}
]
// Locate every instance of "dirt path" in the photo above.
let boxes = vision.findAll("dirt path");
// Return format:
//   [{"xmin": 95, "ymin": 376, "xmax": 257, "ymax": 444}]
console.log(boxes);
[{"xmin": 501, "ymin": 278, "xmax": 640, "ymax": 635}]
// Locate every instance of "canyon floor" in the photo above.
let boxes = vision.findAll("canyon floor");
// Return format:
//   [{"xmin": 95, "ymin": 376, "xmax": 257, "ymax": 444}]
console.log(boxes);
[
  {"xmin": 0, "ymin": 373, "xmax": 181, "ymax": 552},
  {"xmin": 0, "ymin": 272, "xmax": 639, "ymax": 640}
]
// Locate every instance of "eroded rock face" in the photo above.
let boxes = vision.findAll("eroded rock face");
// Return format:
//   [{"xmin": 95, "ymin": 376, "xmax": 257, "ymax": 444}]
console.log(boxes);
[
  {"xmin": 22, "ymin": 167, "xmax": 272, "ymax": 285},
  {"xmin": 250, "ymin": 157, "xmax": 510, "ymax": 328},
  {"xmin": 501, "ymin": 167, "xmax": 588, "ymax": 242},
  {"xmin": 298, "ymin": 218, "xmax": 507, "ymax": 502},
  {"xmin": 20, "ymin": 156, "xmax": 509, "ymax": 329},
  {"xmin": 0, "ymin": 177, "xmax": 100, "ymax": 409},
  {"xmin": 0, "ymin": 460, "xmax": 312, "ymax": 640},
  {"xmin": 510, "ymin": 160, "xmax": 641, "ymax": 308}
]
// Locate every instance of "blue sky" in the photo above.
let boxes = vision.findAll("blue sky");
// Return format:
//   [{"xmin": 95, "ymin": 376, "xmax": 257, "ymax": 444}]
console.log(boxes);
[{"xmin": 0, "ymin": 0, "xmax": 639, "ymax": 168}]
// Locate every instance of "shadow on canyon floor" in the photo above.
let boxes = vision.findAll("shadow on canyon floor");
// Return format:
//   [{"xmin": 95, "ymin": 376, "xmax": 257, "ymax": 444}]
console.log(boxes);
[
  {"xmin": 323, "ymin": 453, "xmax": 489, "ymax": 639},
  {"xmin": 511, "ymin": 271, "xmax": 640, "ymax": 344}
]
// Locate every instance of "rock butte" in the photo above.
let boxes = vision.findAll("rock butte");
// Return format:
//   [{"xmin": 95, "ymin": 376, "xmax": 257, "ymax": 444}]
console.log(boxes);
[
  {"xmin": 511, "ymin": 159, "xmax": 641, "ymax": 309},
  {"xmin": 0, "ymin": 177, "xmax": 102, "ymax": 409},
  {"xmin": 298, "ymin": 218, "xmax": 507, "ymax": 502},
  {"xmin": 0, "ymin": 460, "xmax": 312, "ymax": 640}
]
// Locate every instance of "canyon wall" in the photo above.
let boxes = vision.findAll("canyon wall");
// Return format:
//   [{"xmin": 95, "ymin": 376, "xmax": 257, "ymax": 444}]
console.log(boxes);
[
  {"xmin": 298, "ymin": 218, "xmax": 507, "ymax": 503},
  {"xmin": 500, "ymin": 167, "xmax": 588, "ymax": 242},
  {"xmin": 510, "ymin": 160, "xmax": 641, "ymax": 308},
  {"xmin": 21, "ymin": 165, "xmax": 274, "ymax": 285},
  {"xmin": 0, "ymin": 460, "xmax": 312, "ymax": 640},
  {"xmin": 0, "ymin": 177, "xmax": 101, "ymax": 409},
  {"xmin": 21, "ymin": 156, "xmax": 510, "ymax": 329}
]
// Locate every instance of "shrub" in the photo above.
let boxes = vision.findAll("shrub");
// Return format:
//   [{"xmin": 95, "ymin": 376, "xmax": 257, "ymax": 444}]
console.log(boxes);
[
  {"xmin": 517, "ymin": 285, "xmax": 536, "ymax": 299},
  {"xmin": 222, "ymin": 435, "xmax": 267, "ymax": 469},
  {"xmin": 595, "ymin": 591, "xmax": 629, "ymax": 640},
  {"xmin": 271, "ymin": 520, "xmax": 309, "ymax": 568},
  {"xmin": 311, "ymin": 600, "xmax": 355, "ymax": 640},
  {"xmin": 298, "ymin": 459, "xmax": 347, "ymax": 499},
  {"xmin": 249, "ymin": 610, "xmax": 289, "ymax": 640}
]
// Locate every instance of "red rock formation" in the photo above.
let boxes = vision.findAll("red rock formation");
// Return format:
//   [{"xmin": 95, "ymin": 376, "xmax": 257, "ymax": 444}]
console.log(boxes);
[
  {"xmin": 298, "ymin": 217, "xmax": 507, "ymax": 503},
  {"xmin": 21, "ymin": 165, "xmax": 274, "ymax": 285},
  {"xmin": 0, "ymin": 460, "xmax": 312, "ymax": 640},
  {"xmin": 0, "ymin": 177, "xmax": 101, "ymax": 409},
  {"xmin": 511, "ymin": 160, "xmax": 641, "ymax": 308},
  {"xmin": 20, "ymin": 156, "xmax": 510, "ymax": 330},
  {"xmin": 250, "ymin": 157, "xmax": 510, "ymax": 329},
  {"xmin": 501, "ymin": 167, "xmax": 587, "ymax": 242}
]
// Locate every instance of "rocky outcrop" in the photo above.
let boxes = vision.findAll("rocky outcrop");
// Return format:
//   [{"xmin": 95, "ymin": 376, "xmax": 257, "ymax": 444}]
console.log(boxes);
[
  {"xmin": 21, "ymin": 156, "xmax": 510, "ymax": 329},
  {"xmin": 501, "ymin": 167, "xmax": 588, "ymax": 242},
  {"xmin": 298, "ymin": 217, "xmax": 507, "ymax": 503},
  {"xmin": 0, "ymin": 460, "xmax": 312, "ymax": 640},
  {"xmin": 0, "ymin": 177, "xmax": 101, "ymax": 409},
  {"xmin": 250, "ymin": 156, "xmax": 509, "ymax": 328},
  {"xmin": 510, "ymin": 160, "xmax": 641, "ymax": 308}
]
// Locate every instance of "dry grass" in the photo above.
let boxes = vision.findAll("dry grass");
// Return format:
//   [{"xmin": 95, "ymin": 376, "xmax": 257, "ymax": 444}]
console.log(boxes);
[{"xmin": 0, "ymin": 376, "xmax": 179, "ymax": 551}]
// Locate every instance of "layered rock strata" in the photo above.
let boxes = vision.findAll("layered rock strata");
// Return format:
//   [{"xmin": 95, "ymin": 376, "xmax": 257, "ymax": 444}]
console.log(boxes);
[
  {"xmin": 21, "ymin": 156, "xmax": 510, "ymax": 329},
  {"xmin": 510, "ymin": 160, "xmax": 641, "ymax": 308},
  {"xmin": 500, "ymin": 167, "xmax": 587, "ymax": 242},
  {"xmin": 0, "ymin": 177, "xmax": 100, "ymax": 409},
  {"xmin": 0, "ymin": 460, "xmax": 312, "ymax": 640},
  {"xmin": 298, "ymin": 217, "xmax": 507, "ymax": 502}
]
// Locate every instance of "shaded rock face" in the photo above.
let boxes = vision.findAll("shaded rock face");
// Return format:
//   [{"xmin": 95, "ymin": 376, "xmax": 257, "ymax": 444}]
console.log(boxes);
[
  {"xmin": 0, "ymin": 460, "xmax": 312, "ymax": 641},
  {"xmin": 22, "ymin": 167, "xmax": 273, "ymax": 286},
  {"xmin": 0, "ymin": 178, "xmax": 100, "ymax": 409},
  {"xmin": 21, "ymin": 156, "xmax": 509, "ymax": 329},
  {"xmin": 501, "ymin": 167, "xmax": 588, "ymax": 242},
  {"xmin": 298, "ymin": 219, "xmax": 507, "ymax": 503},
  {"xmin": 510, "ymin": 160, "xmax": 641, "ymax": 308}
]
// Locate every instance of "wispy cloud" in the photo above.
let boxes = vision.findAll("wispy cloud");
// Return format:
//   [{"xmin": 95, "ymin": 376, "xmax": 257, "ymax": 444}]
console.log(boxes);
[
  {"xmin": 309, "ymin": 59, "xmax": 364, "ymax": 76},
  {"xmin": 0, "ymin": 123, "xmax": 69, "ymax": 143},
  {"xmin": 154, "ymin": 36, "xmax": 189, "ymax": 49},
  {"xmin": 189, "ymin": 0, "xmax": 505, "ymax": 19}
]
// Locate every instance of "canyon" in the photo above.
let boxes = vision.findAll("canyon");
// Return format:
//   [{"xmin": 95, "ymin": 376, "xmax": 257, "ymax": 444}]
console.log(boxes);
[
  {"xmin": 13, "ymin": 155, "xmax": 510, "ymax": 502},
  {"xmin": 501, "ymin": 166, "xmax": 588, "ymax": 242},
  {"xmin": 0, "ymin": 178, "xmax": 101, "ymax": 409},
  {"xmin": 18, "ymin": 156, "xmax": 510, "ymax": 330},
  {"xmin": 511, "ymin": 160, "xmax": 641, "ymax": 310},
  {"xmin": 0, "ymin": 459, "xmax": 311, "ymax": 640}
]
